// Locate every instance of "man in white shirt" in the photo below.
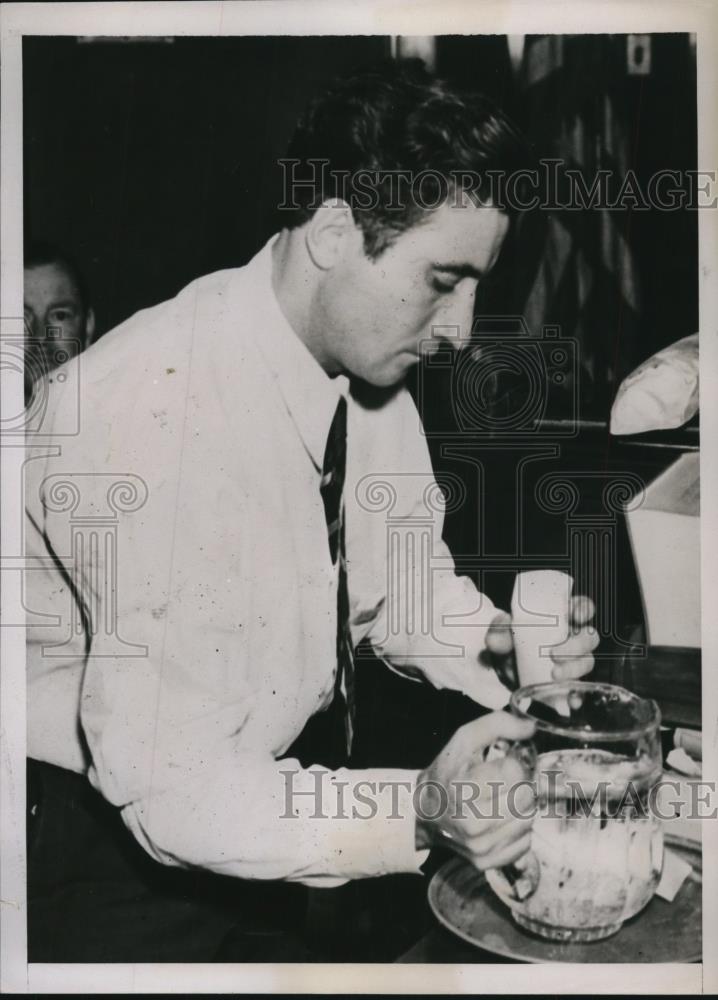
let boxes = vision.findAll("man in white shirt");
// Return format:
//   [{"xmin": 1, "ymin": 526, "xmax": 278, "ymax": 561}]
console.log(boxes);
[{"xmin": 25, "ymin": 60, "xmax": 597, "ymax": 960}]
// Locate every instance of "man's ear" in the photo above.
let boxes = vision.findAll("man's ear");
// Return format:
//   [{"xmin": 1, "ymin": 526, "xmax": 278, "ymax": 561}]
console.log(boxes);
[
  {"xmin": 304, "ymin": 199, "xmax": 358, "ymax": 270},
  {"xmin": 84, "ymin": 307, "xmax": 96, "ymax": 348}
]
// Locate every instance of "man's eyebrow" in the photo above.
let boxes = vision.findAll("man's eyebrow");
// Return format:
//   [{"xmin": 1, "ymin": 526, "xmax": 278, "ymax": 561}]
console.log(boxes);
[
  {"xmin": 47, "ymin": 299, "xmax": 79, "ymax": 309},
  {"xmin": 431, "ymin": 263, "xmax": 484, "ymax": 280}
]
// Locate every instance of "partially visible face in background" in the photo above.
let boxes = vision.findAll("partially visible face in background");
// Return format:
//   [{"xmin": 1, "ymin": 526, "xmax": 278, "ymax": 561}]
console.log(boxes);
[{"xmin": 23, "ymin": 262, "xmax": 94, "ymax": 398}]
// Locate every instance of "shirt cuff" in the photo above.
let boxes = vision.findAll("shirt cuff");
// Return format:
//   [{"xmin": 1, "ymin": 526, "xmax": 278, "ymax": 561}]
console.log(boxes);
[
  {"xmin": 305, "ymin": 766, "xmax": 430, "ymax": 881},
  {"xmin": 392, "ymin": 639, "xmax": 512, "ymax": 710},
  {"xmin": 446, "ymin": 657, "xmax": 512, "ymax": 709},
  {"xmin": 367, "ymin": 767, "xmax": 431, "ymax": 875}
]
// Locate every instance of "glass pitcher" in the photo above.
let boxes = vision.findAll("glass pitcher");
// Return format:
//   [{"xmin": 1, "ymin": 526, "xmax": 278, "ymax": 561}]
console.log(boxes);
[{"xmin": 486, "ymin": 681, "xmax": 664, "ymax": 943}]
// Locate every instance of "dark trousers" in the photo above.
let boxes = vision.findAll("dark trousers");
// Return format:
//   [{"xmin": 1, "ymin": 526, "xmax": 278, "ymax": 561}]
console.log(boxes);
[
  {"xmin": 26, "ymin": 700, "xmax": 366, "ymax": 963},
  {"xmin": 26, "ymin": 759, "xmax": 323, "ymax": 962}
]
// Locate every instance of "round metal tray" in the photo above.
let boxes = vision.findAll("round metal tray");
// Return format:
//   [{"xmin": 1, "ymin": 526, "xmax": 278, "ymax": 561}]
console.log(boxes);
[{"xmin": 428, "ymin": 837, "xmax": 701, "ymax": 963}]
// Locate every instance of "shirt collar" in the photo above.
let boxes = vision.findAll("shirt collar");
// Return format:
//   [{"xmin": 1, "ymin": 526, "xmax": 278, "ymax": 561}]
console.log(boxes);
[{"xmin": 243, "ymin": 234, "xmax": 349, "ymax": 471}]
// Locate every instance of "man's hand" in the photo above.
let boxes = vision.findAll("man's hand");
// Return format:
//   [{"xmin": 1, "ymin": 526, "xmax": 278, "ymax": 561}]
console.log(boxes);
[
  {"xmin": 415, "ymin": 711, "xmax": 536, "ymax": 870},
  {"xmin": 485, "ymin": 595, "xmax": 599, "ymax": 690}
]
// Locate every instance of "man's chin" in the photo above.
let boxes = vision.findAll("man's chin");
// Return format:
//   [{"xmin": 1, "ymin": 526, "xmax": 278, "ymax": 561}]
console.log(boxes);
[{"xmin": 366, "ymin": 356, "xmax": 418, "ymax": 388}]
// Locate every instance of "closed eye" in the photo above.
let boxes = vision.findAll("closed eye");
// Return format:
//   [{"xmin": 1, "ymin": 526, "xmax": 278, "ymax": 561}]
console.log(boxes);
[
  {"xmin": 431, "ymin": 262, "xmax": 483, "ymax": 294},
  {"xmin": 431, "ymin": 275, "xmax": 460, "ymax": 294}
]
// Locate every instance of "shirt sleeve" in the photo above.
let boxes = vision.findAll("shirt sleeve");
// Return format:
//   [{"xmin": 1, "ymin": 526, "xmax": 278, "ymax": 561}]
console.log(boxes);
[
  {"xmin": 25, "ymin": 398, "xmax": 91, "ymax": 774},
  {"xmin": 120, "ymin": 756, "xmax": 428, "ymax": 885},
  {"xmin": 359, "ymin": 390, "xmax": 511, "ymax": 711}
]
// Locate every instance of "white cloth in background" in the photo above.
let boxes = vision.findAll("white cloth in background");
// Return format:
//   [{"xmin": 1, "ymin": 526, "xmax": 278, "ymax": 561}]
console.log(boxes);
[{"xmin": 610, "ymin": 333, "xmax": 699, "ymax": 435}]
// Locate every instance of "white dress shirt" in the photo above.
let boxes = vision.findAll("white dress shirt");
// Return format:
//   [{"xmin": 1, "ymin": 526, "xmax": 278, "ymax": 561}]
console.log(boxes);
[{"xmin": 25, "ymin": 235, "xmax": 510, "ymax": 885}]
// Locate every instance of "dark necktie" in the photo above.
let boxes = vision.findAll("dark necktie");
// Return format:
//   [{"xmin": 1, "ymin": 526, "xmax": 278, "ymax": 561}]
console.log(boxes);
[{"xmin": 320, "ymin": 395, "xmax": 356, "ymax": 757}]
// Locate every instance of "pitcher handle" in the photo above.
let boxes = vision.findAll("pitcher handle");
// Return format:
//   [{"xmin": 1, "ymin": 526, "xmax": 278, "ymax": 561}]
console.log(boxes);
[{"xmin": 486, "ymin": 736, "xmax": 540, "ymax": 902}]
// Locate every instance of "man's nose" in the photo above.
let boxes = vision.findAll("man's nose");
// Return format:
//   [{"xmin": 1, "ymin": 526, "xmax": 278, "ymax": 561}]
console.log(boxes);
[{"xmin": 434, "ymin": 288, "xmax": 476, "ymax": 353}]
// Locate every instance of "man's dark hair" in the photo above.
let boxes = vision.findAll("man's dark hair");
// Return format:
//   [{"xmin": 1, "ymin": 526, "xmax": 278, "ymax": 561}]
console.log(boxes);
[
  {"xmin": 24, "ymin": 238, "xmax": 90, "ymax": 309},
  {"xmin": 281, "ymin": 58, "xmax": 530, "ymax": 259}
]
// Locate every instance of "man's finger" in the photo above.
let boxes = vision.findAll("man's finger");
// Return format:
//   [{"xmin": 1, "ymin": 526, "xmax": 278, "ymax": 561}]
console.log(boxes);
[
  {"xmin": 552, "ymin": 656, "xmax": 594, "ymax": 681},
  {"xmin": 450, "ymin": 710, "xmax": 535, "ymax": 757},
  {"xmin": 569, "ymin": 594, "xmax": 595, "ymax": 628},
  {"xmin": 553, "ymin": 626, "xmax": 600, "ymax": 656},
  {"xmin": 466, "ymin": 814, "xmax": 533, "ymax": 858},
  {"xmin": 474, "ymin": 831, "xmax": 533, "ymax": 871},
  {"xmin": 486, "ymin": 611, "xmax": 513, "ymax": 655}
]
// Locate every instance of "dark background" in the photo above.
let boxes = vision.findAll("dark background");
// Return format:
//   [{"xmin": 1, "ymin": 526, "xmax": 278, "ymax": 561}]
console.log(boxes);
[
  {"xmin": 24, "ymin": 34, "xmax": 697, "ymax": 359},
  {"xmin": 24, "ymin": 36, "xmax": 390, "ymax": 333}
]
